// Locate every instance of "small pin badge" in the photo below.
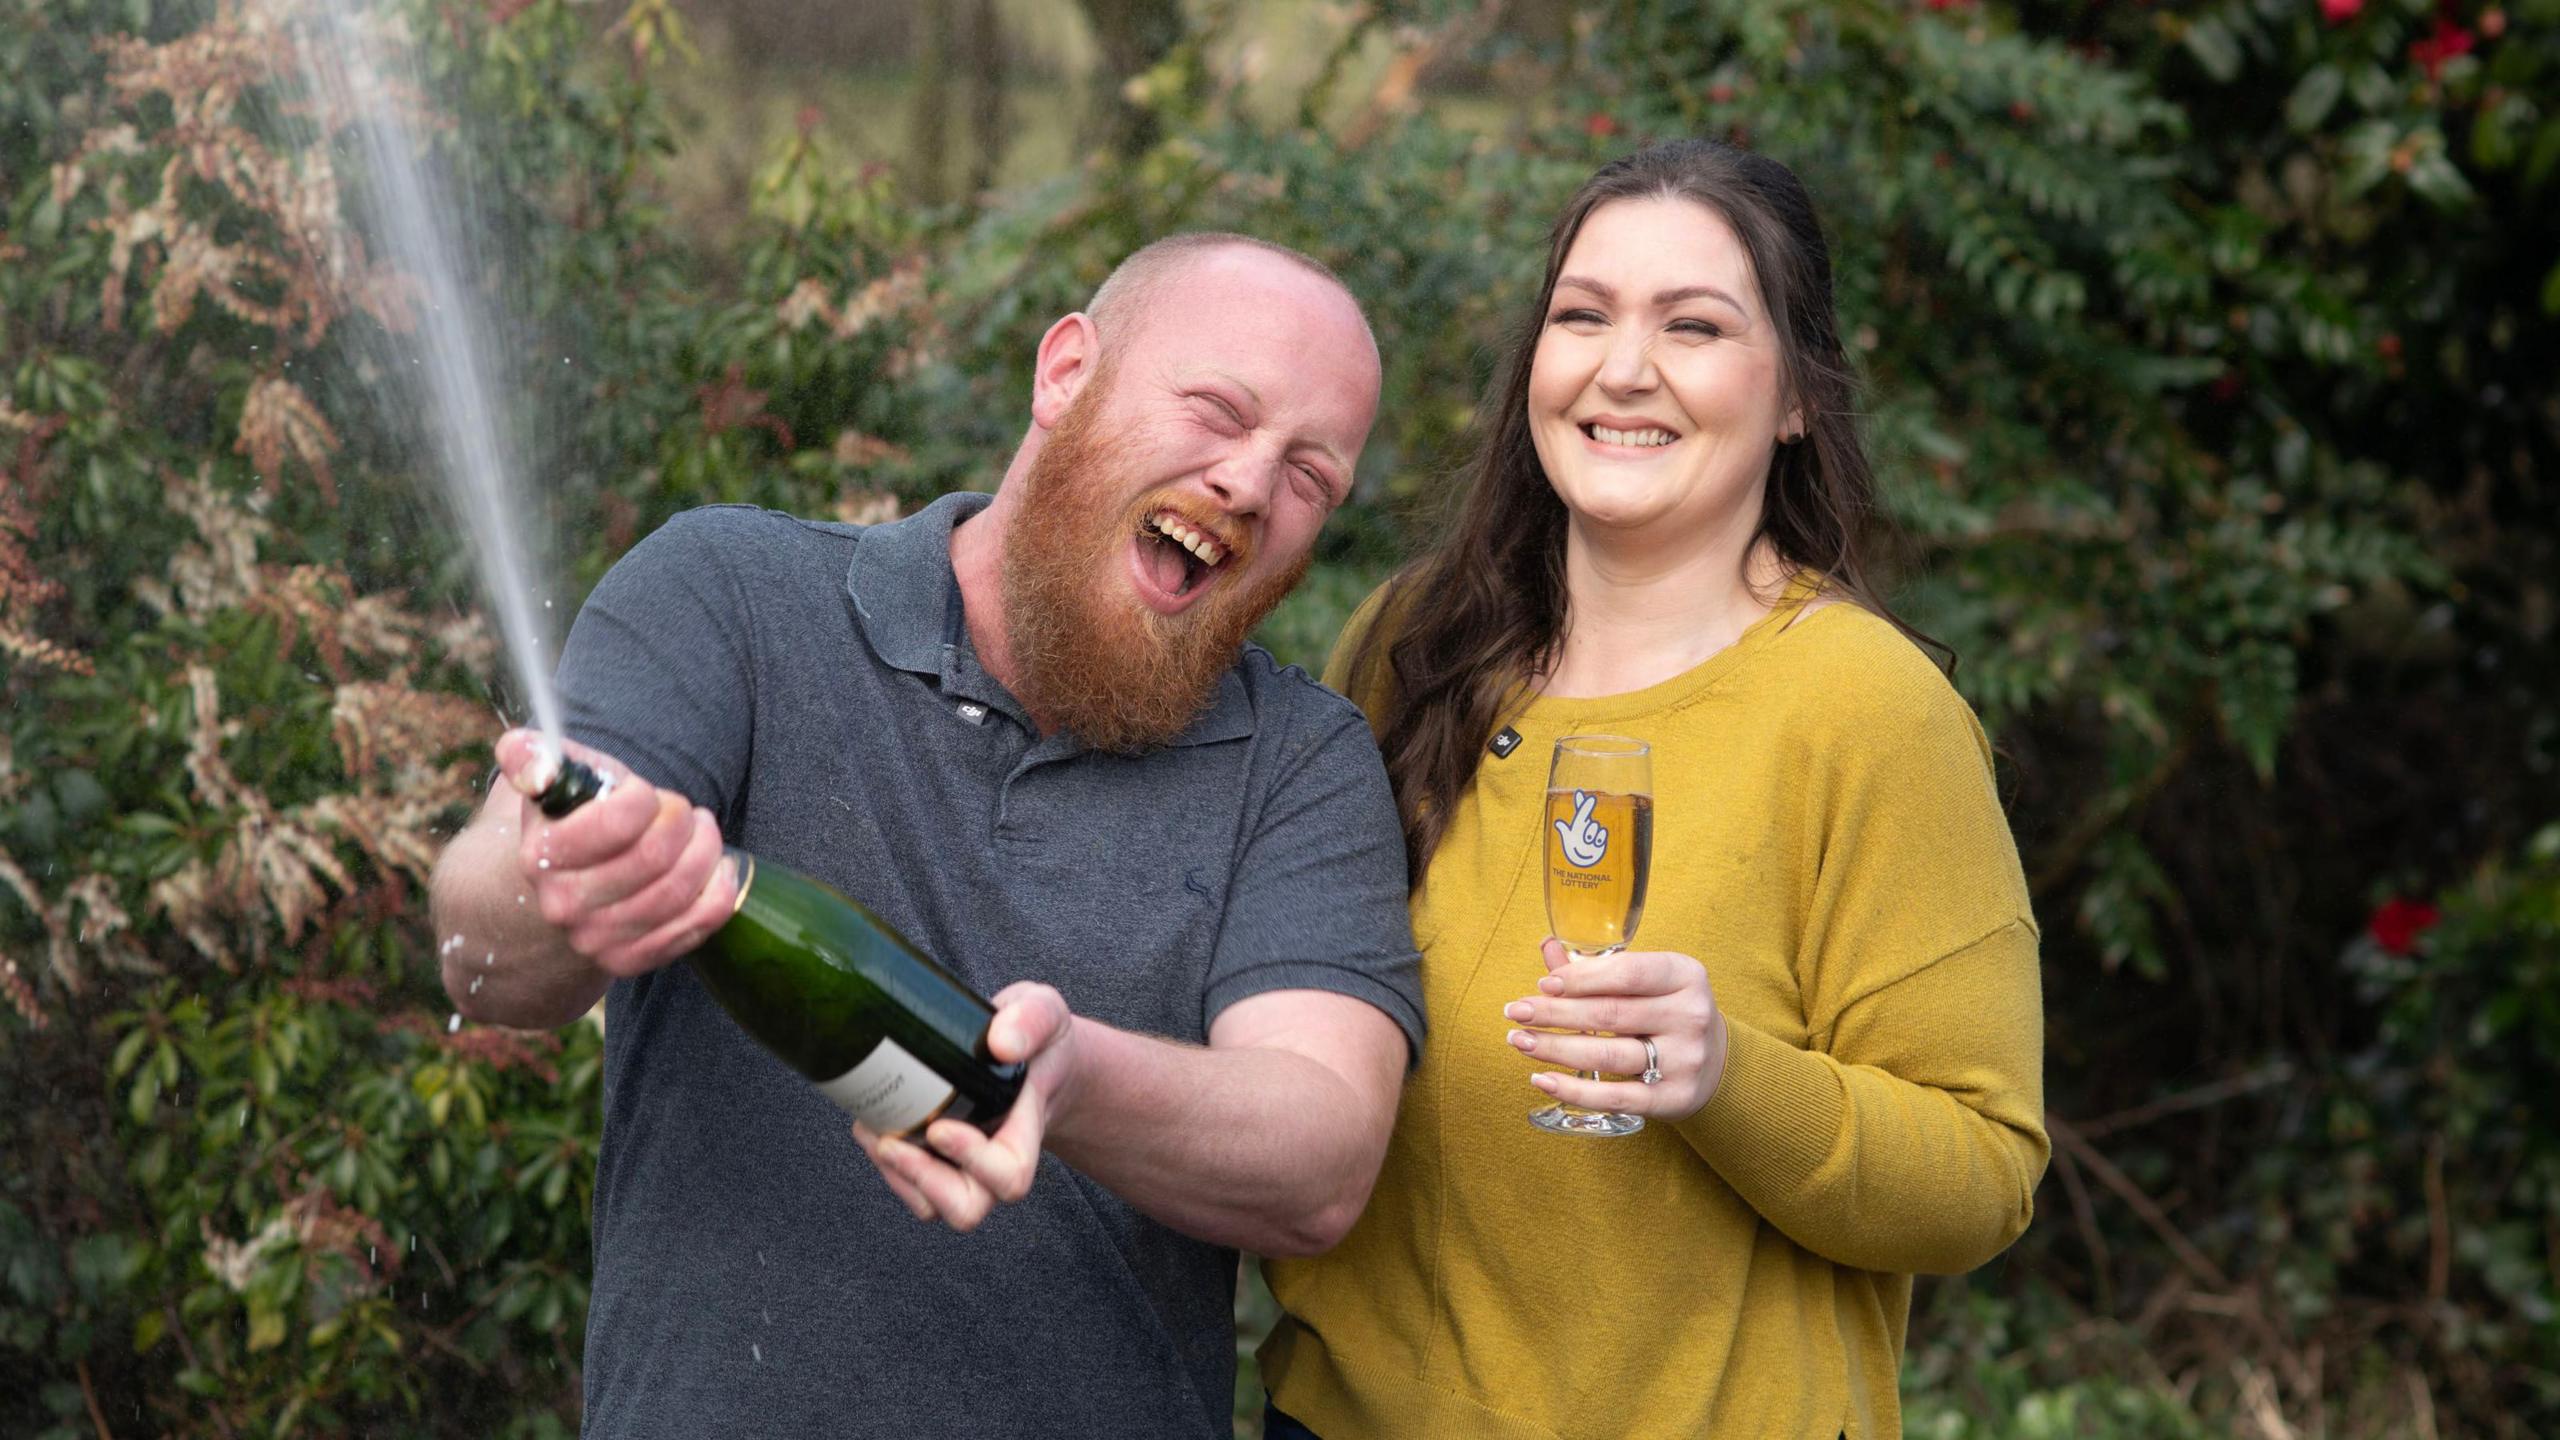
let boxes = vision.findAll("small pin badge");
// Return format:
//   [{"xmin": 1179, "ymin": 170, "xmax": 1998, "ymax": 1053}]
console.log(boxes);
[
  {"xmin": 1488, "ymin": 726, "xmax": 1522, "ymax": 759},
  {"xmin": 957, "ymin": 702, "xmax": 987, "ymax": 725}
]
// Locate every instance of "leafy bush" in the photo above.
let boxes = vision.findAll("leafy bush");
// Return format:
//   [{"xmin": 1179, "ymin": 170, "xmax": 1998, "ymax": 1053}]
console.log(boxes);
[
  {"xmin": 2312, "ymin": 830, "xmax": 2560, "ymax": 1424},
  {"xmin": 0, "ymin": 0, "xmax": 649, "ymax": 1431}
]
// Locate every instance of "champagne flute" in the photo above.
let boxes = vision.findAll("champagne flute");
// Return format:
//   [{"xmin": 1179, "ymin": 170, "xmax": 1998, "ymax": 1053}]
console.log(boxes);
[{"xmin": 1532, "ymin": 735, "xmax": 1653, "ymax": 1137}]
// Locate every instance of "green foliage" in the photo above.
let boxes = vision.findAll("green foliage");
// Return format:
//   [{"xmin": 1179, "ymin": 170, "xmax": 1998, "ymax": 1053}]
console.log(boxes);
[
  {"xmin": 2311, "ymin": 829, "xmax": 2560, "ymax": 1420},
  {"xmin": 0, "ymin": 0, "xmax": 647, "ymax": 1433},
  {"xmin": 1903, "ymin": 1288, "xmax": 2214, "ymax": 1440}
]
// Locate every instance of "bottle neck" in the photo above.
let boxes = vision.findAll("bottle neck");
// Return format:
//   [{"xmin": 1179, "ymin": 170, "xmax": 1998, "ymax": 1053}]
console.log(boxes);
[{"xmin": 531, "ymin": 754, "xmax": 614, "ymax": 817}]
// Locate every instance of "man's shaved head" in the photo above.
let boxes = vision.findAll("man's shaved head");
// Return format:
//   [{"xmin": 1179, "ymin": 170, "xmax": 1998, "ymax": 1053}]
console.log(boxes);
[
  {"xmin": 1085, "ymin": 232, "xmax": 1375, "ymax": 358},
  {"xmin": 973, "ymin": 230, "xmax": 1382, "ymax": 751}
]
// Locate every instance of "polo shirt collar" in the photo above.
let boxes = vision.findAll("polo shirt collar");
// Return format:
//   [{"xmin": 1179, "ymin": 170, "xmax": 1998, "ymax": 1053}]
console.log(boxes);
[
  {"xmin": 845, "ymin": 490, "xmax": 985, "ymax": 678},
  {"xmin": 844, "ymin": 490, "xmax": 1256, "ymax": 749}
]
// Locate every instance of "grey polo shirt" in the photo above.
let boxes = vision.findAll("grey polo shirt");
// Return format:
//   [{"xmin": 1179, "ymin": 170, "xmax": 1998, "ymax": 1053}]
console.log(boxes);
[{"xmin": 557, "ymin": 492, "xmax": 1423, "ymax": 1440}]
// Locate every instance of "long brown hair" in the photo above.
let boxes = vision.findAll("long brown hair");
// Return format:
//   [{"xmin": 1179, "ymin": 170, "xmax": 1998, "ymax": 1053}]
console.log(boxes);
[{"xmin": 1345, "ymin": 138, "xmax": 1947, "ymax": 882}]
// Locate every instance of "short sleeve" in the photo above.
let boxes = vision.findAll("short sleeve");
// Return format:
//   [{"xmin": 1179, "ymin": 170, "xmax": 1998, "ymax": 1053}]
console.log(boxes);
[
  {"xmin": 553, "ymin": 509, "xmax": 758, "ymax": 827},
  {"xmin": 1201, "ymin": 692, "xmax": 1425, "ymax": 1063}
]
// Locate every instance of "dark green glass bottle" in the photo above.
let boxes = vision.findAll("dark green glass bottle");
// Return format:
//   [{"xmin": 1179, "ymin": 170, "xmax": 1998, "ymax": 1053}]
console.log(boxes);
[{"xmin": 532, "ymin": 756, "xmax": 1022, "ymax": 1136}]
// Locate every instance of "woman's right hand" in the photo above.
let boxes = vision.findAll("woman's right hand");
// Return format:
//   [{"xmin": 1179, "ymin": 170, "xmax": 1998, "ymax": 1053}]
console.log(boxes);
[
  {"xmin": 494, "ymin": 728, "xmax": 738, "ymax": 977},
  {"xmin": 1502, "ymin": 936, "xmax": 1732, "ymax": 1123}
]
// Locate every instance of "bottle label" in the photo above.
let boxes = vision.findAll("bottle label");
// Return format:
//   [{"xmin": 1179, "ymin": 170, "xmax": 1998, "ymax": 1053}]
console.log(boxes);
[{"xmin": 815, "ymin": 1038, "xmax": 956, "ymax": 1137}]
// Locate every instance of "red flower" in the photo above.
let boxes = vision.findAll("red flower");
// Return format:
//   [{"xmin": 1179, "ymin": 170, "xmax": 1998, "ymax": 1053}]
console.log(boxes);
[
  {"xmin": 1584, "ymin": 113, "xmax": 1620, "ymax": 139},
  {"xmin": 2319, "ymin": 0, "xmax": 2362, "ymax": 25},
  {"xmin": 2376, "ymin": 332, "xmax": 2403, "ymax": 360},
  {"xmin": 2409, "ymin": 16, "xmax": 2475, "ymax": 80},
  {"xmin": 2368, "ymin": 898, "xmax": 2442, "ymax": 956},
  {"xmin": 1708, "ymin": 83, "xmax": 1736, "ymax": 105}
]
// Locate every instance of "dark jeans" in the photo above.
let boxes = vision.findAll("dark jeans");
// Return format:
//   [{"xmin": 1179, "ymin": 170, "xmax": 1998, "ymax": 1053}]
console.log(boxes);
[{"xmin": 1262, "ymin": 1398, "xmax": 1323, "ymax": 1440}]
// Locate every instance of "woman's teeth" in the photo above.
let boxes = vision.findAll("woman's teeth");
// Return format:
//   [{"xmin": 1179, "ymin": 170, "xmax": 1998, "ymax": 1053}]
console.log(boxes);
[{"xmin": 1588, "ymin": 424, "xmax": 1677, "ymax": 448}]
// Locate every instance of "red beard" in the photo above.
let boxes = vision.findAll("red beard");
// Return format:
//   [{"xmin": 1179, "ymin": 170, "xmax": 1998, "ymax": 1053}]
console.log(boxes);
[{"xmin": 999, "ymin": 370, "xmax": 1312, "ymax": 752}]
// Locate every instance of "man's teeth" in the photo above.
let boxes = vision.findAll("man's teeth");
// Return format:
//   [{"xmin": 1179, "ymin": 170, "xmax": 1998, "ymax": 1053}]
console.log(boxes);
[
  {"xmin": 1151, "ymin": 513, "xmax": 1225, "ymax": 566},
  {"xmin": 1591, "ymin": 424, "xmax": 1677, "ymax": 448}
]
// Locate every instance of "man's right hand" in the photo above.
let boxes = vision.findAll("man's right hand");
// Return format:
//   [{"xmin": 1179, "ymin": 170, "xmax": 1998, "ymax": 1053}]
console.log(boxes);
[{"xmin": 493, "ymin": 729, "xmax": 738, "ymax": 977}]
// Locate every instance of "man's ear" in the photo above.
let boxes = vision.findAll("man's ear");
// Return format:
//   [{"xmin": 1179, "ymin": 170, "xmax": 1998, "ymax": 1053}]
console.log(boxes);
[{"xmin": 1030, "ymin": 313, "xmax": 1102, "ymax": 430}]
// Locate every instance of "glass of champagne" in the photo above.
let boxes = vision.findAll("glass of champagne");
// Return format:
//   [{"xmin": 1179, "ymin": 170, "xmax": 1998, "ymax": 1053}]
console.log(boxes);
[{"xmin": 1532, "ymin": 734, "xmax": 1654, "ymax": 1137}]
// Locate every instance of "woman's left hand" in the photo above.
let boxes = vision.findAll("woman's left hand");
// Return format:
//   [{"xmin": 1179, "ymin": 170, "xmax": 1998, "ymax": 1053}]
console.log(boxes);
[{"xmin": 1503, "ymin": 937, "xmax": 1731, "ymax": 1123}]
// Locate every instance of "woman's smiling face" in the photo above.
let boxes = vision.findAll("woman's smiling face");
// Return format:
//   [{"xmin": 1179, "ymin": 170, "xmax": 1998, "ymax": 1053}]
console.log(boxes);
[{"xmin": 1527, "ymin": 195, "xmax": 1798, "ymax": 544}]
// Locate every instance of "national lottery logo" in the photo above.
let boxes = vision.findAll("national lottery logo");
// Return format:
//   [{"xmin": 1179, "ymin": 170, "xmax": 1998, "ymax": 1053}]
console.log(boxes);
[{"xmin": 1554, "ymin": 789, "xmax": 1609, "ymax": 868}]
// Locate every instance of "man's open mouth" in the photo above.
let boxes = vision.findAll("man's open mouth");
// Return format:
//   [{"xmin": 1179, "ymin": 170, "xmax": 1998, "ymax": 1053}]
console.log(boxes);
[{"xmin": 1138, "ymin": 509, "xmax": 1231, "ymax": 599}]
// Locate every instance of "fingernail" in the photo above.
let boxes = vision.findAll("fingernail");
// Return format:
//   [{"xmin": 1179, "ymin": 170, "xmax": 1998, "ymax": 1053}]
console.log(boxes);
[
  {"xmin": 1531, "ymin": 1073, "xmax": 1557, "ymax": 1092},
  {"xmin": 1506, "ymin": 1029, "xmax": 1535, "ymax": 1051},
  {"xmin": 1502, "ymin": 1001, "xmax": 1533, "ymax": 1022},
  {"xmin": 1538, "ymin": 976, "xmax": 1563, "ymax": 995}
]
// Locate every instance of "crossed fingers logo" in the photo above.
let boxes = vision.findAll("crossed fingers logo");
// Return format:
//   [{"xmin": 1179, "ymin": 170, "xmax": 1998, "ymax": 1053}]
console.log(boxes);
[{"xmin": 1554, "ymin": 789, "xmax": 1609, "ymax": 868}]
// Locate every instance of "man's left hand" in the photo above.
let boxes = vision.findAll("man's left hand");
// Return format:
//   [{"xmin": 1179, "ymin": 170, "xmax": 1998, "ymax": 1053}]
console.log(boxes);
[{"xmin": 850, "ymin": 981, "xmax": 1080, "ymax": 1232}]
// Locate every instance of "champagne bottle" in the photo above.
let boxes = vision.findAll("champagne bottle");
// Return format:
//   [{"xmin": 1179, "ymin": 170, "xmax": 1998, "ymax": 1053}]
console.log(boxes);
[{"xmin": 525, "ymin": 753, "xmax": 1023, "ymax": 1137}]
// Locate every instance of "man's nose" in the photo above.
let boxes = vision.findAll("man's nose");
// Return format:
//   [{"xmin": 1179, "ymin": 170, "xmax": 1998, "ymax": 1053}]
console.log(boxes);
[{"xmin": 1200, "ymin": 442, "xmax": 1285, "ymax": 517}]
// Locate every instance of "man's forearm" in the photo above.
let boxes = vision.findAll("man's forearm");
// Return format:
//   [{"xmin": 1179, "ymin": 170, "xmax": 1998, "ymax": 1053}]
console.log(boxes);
[
  {"xmin": 1043, "ymin": 1019, "xmax": 1393, "ymax": 1258},
  {"xmin": 430, "ymin": 802, "xmax": 610, "ymax": 1030}
]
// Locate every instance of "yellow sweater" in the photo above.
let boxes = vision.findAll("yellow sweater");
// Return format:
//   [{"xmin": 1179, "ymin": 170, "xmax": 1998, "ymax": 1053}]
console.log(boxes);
[{"xmin": 1262, "ymin": 582, "xmax": 2049, "ymax": 1440}]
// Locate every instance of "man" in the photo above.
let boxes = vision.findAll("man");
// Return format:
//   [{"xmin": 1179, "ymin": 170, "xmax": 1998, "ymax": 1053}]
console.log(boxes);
[{"xmin": 427, "ymin": 234, "xmax": 1421, "ymax": 1438}]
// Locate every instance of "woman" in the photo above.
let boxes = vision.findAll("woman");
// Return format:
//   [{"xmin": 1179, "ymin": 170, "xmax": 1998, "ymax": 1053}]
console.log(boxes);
[{"xmin": 1259, "ymin": 140, "xmax": 2049, "ymax": 1440}]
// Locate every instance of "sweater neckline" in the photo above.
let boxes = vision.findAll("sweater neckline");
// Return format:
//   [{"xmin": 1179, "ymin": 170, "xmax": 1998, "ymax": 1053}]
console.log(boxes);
[{"xmin": 1513, "ymin": 569, "xmax": 1829, "ymax": 730}]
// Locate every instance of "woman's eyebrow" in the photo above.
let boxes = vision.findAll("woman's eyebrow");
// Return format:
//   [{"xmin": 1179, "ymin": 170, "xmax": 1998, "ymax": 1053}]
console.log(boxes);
[
  {"xmin": 1652, "ymin": 284, "xmax": 1745, "ymax": 311},
  {"xmin": 1554, "ymin": 275, "xmax": 1745, "ymax": 312}
]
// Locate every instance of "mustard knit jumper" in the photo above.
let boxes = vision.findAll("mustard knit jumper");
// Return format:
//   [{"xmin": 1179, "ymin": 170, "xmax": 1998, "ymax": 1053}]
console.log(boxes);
[{"xmin": 1262, "ymin": 581, "xmax": 2049, "ymax": 1440}]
